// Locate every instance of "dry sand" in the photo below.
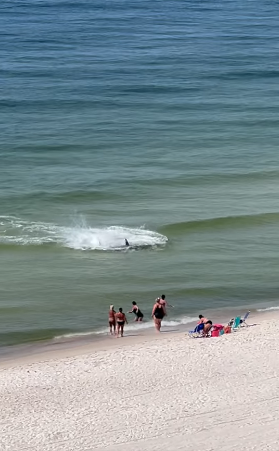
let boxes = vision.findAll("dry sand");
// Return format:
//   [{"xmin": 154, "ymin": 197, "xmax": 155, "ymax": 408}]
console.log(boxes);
[{"xmin": 1, "ymin": 311, "xmax": 279, "ymax": 451}]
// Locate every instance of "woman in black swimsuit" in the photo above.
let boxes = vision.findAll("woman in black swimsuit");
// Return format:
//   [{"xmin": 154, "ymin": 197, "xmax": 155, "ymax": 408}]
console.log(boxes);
[
  {"xmin": 152, "ymin": 298, "xmax": 166, "ymax": 332},
  {"xmin": 128, "ymin": 301, "xmax": 144, "ymax": 322}
]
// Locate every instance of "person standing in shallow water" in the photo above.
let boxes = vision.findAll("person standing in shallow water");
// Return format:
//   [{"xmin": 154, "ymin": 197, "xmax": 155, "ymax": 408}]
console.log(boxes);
[
  {"xmin": 128, "ymin": 301, "xmax": 144, "ymax": 322},
  {"xmin": 115, "ymin": 308, "xmax": 128, "ymax": 337},
  {"xmin": 159, "ymin": 294, "xmax": 174, "ymax": 311},
  {"xmin": 108, "ymin": 305, "xmax": 116, "ymax": 335},
  {"xmin": 152, "ymin": 298, "xmax": 166, "ymax": 332}
]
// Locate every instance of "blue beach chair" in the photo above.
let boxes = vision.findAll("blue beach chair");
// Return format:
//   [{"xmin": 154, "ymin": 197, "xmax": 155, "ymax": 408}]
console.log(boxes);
[
  {"xmin": 188, "ymin": 323, "xmax": 204, "ymax": 338},
  {"xmin": 241, "ymin": 311, "xmax": 250, "ymax": 327}
]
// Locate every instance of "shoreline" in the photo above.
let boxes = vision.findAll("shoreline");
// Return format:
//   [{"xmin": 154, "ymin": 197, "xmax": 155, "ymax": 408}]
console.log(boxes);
[
  {"xmin": 1, "ymin": 297, "xmax": 278, "ymax": 360},
  {"xmin": 0, "ymin": 307, "xmax": 273, "ymax": 369}
]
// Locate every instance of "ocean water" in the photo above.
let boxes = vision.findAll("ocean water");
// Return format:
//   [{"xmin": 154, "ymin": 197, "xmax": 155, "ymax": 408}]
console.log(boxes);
[{"xmin": 1, "ymin": 0, "xmax": 279, "ymax": 347}]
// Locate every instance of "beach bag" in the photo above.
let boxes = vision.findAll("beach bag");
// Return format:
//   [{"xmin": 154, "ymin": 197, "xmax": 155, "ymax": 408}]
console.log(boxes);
[
  {"xmin": 211, "ymin": 324, "xmax": 224, "ymax": 337},
  {"xmin": 211, "ymin": 329, "xmax": 220, "ymax": 337},
  {"xmin": 224, "ymin": 326, "xmax": 231, "ymax": 334}
]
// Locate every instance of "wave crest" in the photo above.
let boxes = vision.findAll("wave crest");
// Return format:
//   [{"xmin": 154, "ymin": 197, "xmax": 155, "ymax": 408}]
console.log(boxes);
[
  {"xmin": 160, "ymin": 211, "xmax": 279, "ymax": 236},
  {"xmin": 257, "ymin": 306, "xmax": 279, "ymax": 312}
]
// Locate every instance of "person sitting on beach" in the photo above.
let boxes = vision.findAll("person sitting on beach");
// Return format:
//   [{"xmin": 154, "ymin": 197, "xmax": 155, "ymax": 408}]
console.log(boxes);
[
  {"xmin": 128, "ymin": 301, "xmax": 144, "ymax": 322},
  {"xmin": 115, "ymin": 308, "xmax": 128, "ymax": 337},
  {"xmin": 152, "ymin": 298, "xmax": 166, "ymax": 332},
  {"xmin": 192, "ymin": 314, "xmax": 209, "ymax": 333},
  {"xmin": 198, "ymin": 314, "xmax": 208, "ymax": 325},
  {"xmin": 193, "ymin": 316, "xmax": 209, "ymax": 333},
  {"xmin": 202, "ymin": 320, "xmax": 213, "ymax": 337},
  {"xmin": 108, "ymin": 305, "xmax": 116, "ymax": 335}
]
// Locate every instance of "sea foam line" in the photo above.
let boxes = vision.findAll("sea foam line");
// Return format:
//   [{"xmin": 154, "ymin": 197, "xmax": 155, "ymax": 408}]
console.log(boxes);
[
  {"xmin": 256, "ymin": 306, "xmax": 279, "ymax": 312},
  {"xmin": 54, "ymin": 316, "xmax": 196, "ymax": 340}
]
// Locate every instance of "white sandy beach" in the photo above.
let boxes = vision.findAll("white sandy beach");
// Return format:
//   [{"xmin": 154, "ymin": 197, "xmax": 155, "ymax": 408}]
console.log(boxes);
[{"xmin": 1, "ymin": 311, "xmax": 279, "ymax": 451}]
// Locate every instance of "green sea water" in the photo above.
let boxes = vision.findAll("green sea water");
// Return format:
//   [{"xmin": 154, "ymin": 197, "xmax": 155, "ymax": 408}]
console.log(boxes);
[{"xmin": 1, "ymin": 0, "xmax": 279, "ymax": 347}]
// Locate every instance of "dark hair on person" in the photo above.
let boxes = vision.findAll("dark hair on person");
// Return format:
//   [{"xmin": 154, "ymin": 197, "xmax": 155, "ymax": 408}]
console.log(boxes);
[
  {"xmin": 161, "ymin": 294, "xmax": 165, "ymax": 300},
  {"xmin": 199, "ymin": 315, "xmax": 204, "ymax": 319},
  {"xmin": 119, "ymin": 308, "xmax": 123, "ymax": 313},
  {"xmin": 132, "ymin": 301, "xmax": 137, "ymax": 305}
]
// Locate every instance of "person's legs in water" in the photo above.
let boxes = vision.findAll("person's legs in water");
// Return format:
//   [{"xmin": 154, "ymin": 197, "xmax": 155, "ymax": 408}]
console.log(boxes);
[
  {"xmin": 154, "ymin": 318, "xmax": 161, "ymax": 332},
  {"xmin": 117, "ymin": 321, "xmax": 125, "ymax": 337},
  {"xmin": 116, "ymin": 322, "xmax": 120, "ymax": 337},
  {"xmin": 136, "ymin": 315, "xmax": 143, "ymax": 322},
  {"xmin": 109, "ymin": 321, "xmax": 116, "ymax": 335}
]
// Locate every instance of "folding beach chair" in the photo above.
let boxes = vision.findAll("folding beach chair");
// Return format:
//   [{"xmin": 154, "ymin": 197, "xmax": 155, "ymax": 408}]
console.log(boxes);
[
  {"xmin": 188, "ymin": 323, "xmax": 204, "ymax": 338},
  {"xmin": 241, "ymin": 311, "xmax": 250, "ymax": 327},
  {"xmin": 231, "ymin": 316, "xmax": 241, "ymax": 331}
]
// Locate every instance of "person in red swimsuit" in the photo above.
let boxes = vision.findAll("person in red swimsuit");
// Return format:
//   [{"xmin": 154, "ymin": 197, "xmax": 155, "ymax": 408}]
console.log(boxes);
[
  {"xmin": 115, "ymin": 308, "xmax": 128, "ymax": 337},
  {"xmin": 108, "ymin": 305, "xmax": 116, "ymax": 335}
]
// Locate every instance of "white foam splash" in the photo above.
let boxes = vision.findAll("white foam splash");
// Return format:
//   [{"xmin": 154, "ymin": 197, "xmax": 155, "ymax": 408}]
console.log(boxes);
[
  {"xmin": 0, "ymin": 216, "xmax": 168, "ymax": 250},
  {"xmin": 63, "ymin": 225, "xmax": 167, "ymax": 250}
]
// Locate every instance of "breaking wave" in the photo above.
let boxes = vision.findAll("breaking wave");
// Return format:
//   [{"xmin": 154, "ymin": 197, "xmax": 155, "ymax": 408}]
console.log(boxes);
[{"xmin": 256, "ymin": 306, "xmax": 279, "ymax": 312}]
